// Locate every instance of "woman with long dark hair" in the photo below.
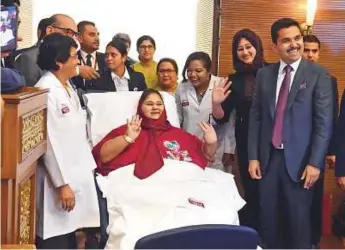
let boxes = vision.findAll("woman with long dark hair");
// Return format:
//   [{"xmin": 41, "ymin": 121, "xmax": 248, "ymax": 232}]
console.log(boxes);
[{"xmin": 212, "ymin": 29, "xmax": 266, "ymax": 230}]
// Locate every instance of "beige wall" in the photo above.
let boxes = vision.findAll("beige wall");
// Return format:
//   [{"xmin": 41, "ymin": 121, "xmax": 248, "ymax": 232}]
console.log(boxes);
[
  {"xmin": 18, "ymin": 0, "xmax": 33, "ymax": 49},
  {"xmin": 196, "ymin": 0, "xmax": 214, "ymax": 58}
]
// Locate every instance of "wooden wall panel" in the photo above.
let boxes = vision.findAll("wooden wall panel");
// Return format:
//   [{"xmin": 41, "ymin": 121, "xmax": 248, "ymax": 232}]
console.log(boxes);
[{"xmin": 218, "ymin": 0, "xmax": 345, "ymax": 99}]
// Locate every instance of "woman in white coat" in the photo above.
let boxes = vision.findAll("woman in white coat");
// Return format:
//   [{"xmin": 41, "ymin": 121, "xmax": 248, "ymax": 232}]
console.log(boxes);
[
  {"xmin": 35, "ymin": 33, "xmax": 99, "ymax": 248},
  {"xmin": 175, "ymin": 52, "xmax": 235, "ymax": 171}
]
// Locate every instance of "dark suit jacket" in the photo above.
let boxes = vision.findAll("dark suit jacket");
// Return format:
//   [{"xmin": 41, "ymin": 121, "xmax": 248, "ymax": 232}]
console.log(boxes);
[
  {"xmin": 327, "ymin": 76, "xmax": 339, "ymax": 155},
  {"xmin": 1, "ymin": 67, "xmax": 25, "ymax": 93},
  {"xmin": 13, "ymin": 45, "xmax": 43, "ymax": 86},
  {"xmin": 335, "ymin": 90, "xmax": 345, "ymax": 177},
  {"xmin": 248, "ymin": 58, "xmax": 334, "ymax": 181},
  {"xmin": 72, "ymin": 51, "xmax": 106, "ymax": 89},
  {"xmin": 216, "ymin": 72, "xmax": 253, "ymax": 124},
  {"xmin": 3, "ymin": 49, "xmax": 20, "ymax": 68},
  {"xmin": 125, "ymin": 56, "xmax": 137, "ymax": 69},
  {"xmin": 80, "ymin": 67, "xmax": 147, "ymax": 92}
]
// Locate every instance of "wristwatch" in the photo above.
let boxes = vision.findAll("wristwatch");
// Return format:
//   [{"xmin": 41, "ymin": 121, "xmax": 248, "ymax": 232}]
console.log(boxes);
[{"xmin": 123, "ymin": 134, "xmax": 135, "ymax": 144}]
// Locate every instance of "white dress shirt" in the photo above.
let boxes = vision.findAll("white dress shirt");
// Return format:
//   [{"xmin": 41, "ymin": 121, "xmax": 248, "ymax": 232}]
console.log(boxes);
[
  {"xmin": 80, "ymin": 50, "xmax": 98, "ymax": 70},
  {"xmin": 275, "ymin": 57, "xmax": 302, "ymax": 105},
  {"xmin": 111, "ymin": 68, "xmax": 130, "ymax": 91},
  {"xmin": 275, "ymin": 57, "xmax": 302, "ymax": 148}
]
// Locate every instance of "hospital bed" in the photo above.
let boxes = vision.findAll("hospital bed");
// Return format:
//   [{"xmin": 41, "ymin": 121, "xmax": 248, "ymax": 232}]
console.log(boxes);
[{"xmin": 84, "ymin": 91, "xmax": 246, "ymax": 250}]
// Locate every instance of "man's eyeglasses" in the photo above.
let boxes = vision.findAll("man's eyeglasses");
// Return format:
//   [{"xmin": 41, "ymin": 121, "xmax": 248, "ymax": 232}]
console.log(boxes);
[
  {"xmin": 158, "ymin": 69, "xmax": 176, "ymax": 75},
  {"xmin": 52, "ymin": 25, "xmax": 80, "ymax": 38}
]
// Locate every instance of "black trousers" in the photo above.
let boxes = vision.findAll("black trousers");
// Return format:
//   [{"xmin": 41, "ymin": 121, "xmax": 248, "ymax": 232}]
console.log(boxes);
[
  {"xmin": 36, "ymin": 232, "xmax": 76, "ymax": 249},
  {"xmin": 311, "ymin": 171, "xmax": 324, "ymax": 246},
  {"xmin": 237, "ymin": 138, "xmax": 260, "ymax": 231},
  {"xmin": 259, "ymin": 148, "xmax": 314, "ymax": 249}
]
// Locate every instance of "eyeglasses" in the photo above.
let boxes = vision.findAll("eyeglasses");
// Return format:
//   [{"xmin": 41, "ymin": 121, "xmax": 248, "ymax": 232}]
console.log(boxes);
[
  {"xmin": 158, "ymin": 69, "xmax": 176, "ymax": 75},
  {"xmin": 139, "ymin": 45, "xmax": 154, "ymax": 51},
  {"xmin": 52, "ymin": 25, "xmax": 80, "ymax": 38}
]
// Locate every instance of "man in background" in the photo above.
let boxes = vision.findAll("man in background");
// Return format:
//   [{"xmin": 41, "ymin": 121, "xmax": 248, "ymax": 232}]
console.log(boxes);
[
  {"xmin": 336, "ymin": 90, "xmax": 345, "ymax": 189},
  {"xmin": 14, "ymin": 14, "xmax": 100, "ymax": 86},
  {"xmin": 303, "ymin": 34, "xmax": 339, "ymax": 248},
  {"xmin": 72, "ymin": 20, "xmax": 105, "ymax": 90}
]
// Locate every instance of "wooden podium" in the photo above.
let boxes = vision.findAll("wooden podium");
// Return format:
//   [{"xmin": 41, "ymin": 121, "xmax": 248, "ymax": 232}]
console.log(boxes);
[{"xmin": 1, "ymin": 87, "xmax": 48, "ymax": 247}]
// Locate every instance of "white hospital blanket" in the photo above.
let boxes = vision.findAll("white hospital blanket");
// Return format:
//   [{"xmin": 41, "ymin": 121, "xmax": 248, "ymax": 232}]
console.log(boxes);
[
  {"xmin": 84, "ymin": 91, "xmax": 180, "ymax": 146},
  {"xmin": 97, "ymin": 159, "xmax": 245, "ymax": 250}
]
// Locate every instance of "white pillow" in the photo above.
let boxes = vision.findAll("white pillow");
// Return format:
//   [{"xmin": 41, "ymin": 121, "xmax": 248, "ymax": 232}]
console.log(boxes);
[{"xmin": 84, "ymin": 91, "xmax": 180, "ymax": 146}]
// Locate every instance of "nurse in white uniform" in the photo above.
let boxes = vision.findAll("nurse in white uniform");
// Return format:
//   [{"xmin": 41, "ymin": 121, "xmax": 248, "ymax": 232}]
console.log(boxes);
[
  {"xmin": 175, "ymin": 52, "xmax": 235, "ymax": 170},
  {"xmin": 35, "ymin": 33, "xmax": 99, "ymax": 248}
]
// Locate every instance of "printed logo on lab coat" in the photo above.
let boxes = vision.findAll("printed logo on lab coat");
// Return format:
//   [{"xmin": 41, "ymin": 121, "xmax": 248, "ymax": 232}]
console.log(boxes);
[
  {"xmin": 60, "ymin": 103, "xmax": 70, "ymax": 114},
  {"xmin": 188, "ymin": 197, "xmax": 205, "ymax": 208}
]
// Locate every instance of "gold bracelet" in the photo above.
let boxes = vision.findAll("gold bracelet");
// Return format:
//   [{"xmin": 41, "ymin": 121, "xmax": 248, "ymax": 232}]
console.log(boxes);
[{"xmin": 123, "ymin": 134, "xmax": 135, "ymax": 144}]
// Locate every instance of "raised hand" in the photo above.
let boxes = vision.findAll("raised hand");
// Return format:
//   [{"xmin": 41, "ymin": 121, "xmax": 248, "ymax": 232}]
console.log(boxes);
[
  {"xmin": 212, "ymin": 77, "xmax": 231, "ymax": 105},
  {"xmin": 199, "ymin": 121, "xmax": 217, "ymax": 145},
  {"xmin": 126, "ymin": 115, "xmax": 142, "ymax": 141}
]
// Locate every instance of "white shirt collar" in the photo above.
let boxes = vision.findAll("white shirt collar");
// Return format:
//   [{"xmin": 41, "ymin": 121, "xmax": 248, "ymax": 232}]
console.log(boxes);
[
  {"xmin": 111, "ymin": 67, "xmax": 130, "ymax": 81},
  {"xmin": 80, "ymin": 50, "xmax": 97, "ymax": 60},
  {"xmin": 279, "ymin": 57, "xmax": 302, "ymax": 74}
]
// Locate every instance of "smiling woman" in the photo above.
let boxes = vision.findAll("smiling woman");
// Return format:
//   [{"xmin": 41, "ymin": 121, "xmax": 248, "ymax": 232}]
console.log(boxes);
[
  {"xmin": 156, "ymin": 57, "xmax": 179, "ymax": 94},
  {"xmin": 132, "ymin": 35, "xmax": 158, "ymax": 89},
  {"xmin": 34, "ymin": 33, "xmax": 100, "ymax": 248},
  {"xmin": 92, "ymin": 88, "xmax": 217, "ymax": 177},
  {"xmin": 212, "ymin": 28, "xmax": 265, "ymax": 232}
]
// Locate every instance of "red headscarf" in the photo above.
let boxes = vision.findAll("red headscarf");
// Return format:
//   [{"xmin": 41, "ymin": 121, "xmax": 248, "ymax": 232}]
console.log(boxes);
[{"xmin": 92, "ymin": 90, "xmax": 208, "ymax": 179}]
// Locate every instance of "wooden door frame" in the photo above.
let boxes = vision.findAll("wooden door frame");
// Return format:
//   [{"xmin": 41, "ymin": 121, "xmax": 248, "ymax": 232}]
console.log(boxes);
[{"xmin": 211, "ymin": 0, "xmax": 221, "ymax": 75}]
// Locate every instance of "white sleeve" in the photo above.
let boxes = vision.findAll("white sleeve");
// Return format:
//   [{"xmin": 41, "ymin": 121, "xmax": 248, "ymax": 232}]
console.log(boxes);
[
  {"xmin": 223, "ymin": 110, "xmax": 236, "ymax": 154},
  {"xmin": 42, "ymin": 93, "xmax": 67, "ymax": 188},
  {"xmin": 43, "ymin": 139, "xmax": 67, "ymax": 187}
]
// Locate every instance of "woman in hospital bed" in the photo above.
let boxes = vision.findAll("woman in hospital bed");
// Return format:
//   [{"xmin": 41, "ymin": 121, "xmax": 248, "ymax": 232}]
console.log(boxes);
[{"xmin": 92, "ymin": 89, "xmax": 245, "ymax": 249}]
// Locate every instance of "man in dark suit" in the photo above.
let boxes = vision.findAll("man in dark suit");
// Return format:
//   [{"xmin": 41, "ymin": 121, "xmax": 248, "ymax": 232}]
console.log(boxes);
[
  {"xmin": 14, "ymin": 14, "xmax": 100, "ymax": 86},
  {"xmin": 72, "ymin": 21, "xmax": 105, "ymax": 90},
  {"xmin": 248, "ymin": 18, "xmax": 333, "ymax": 248},
  {"xmin": 336, "ymin": 90, "xmax": 345, "ymax": 189},
  {"xmin": 303, "ymin": 34, "xmax": 339, "ymax": 248},
  {"xmin": 11, "ymin": 17, "xmax": 54, "ymax": 85}
]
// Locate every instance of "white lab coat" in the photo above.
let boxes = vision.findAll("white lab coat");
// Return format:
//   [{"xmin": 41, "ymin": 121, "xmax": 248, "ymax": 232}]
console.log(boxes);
[
  {"xmin": 175, "ymin": 75, "xmax": 236, "ymax": 170},
  {"xmin": 35, "ymin": 71, "xmax": 100, "ymax": 240}
]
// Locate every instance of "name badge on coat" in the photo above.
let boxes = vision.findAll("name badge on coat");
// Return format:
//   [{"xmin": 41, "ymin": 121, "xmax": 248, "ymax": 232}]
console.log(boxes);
[
  {"xmin": 60, "ymin": 103, "xmax": 70, "ymax": 114},
  {"xmin": 182, "ymin": 100, "xmax": 189, "ymax": 107}
]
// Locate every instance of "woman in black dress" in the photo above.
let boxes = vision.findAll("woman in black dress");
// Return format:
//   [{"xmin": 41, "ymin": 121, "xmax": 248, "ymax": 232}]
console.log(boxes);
[{"xmin": 213, "ymin": 29, "xmax": 266, "ymax": 230}]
